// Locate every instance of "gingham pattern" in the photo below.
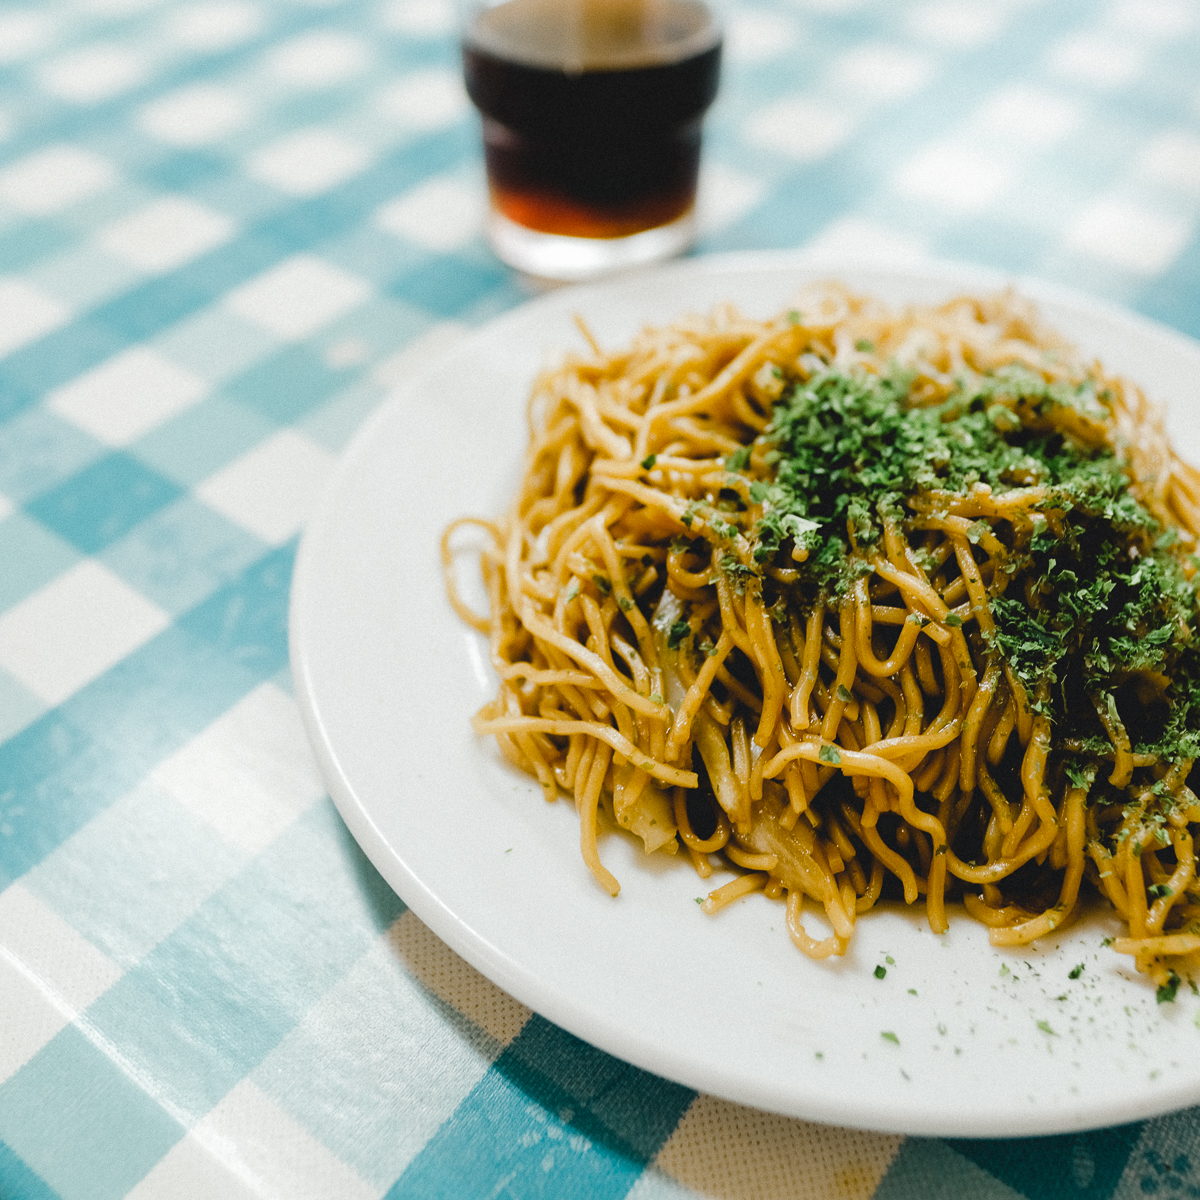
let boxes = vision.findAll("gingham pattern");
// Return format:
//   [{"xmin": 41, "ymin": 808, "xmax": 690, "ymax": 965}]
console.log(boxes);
[{"xmin": 1, "ymin": 0, "xmax": 1199, "ymax": 1196}]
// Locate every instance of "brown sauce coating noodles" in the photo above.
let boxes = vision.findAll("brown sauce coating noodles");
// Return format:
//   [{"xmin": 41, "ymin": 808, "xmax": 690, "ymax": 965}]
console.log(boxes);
[{"xmin": 443, "ymin": 284, "xmax": 1200, "ymax": 989}]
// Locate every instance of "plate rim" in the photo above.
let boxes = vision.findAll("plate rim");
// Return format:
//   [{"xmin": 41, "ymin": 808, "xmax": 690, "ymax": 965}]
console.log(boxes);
[{"xmin": 290, "ymin": 249, "xmax": 1200, "ymax": 1137}]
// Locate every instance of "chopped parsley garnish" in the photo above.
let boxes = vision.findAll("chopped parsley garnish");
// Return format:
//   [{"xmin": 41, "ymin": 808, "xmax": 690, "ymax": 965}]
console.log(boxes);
[
  {"xmin": 1157, "ymin": 971, "xmax": 1182, "ymax": 1004},
  {"xmin": 881, "ymin": 1031, "xmax": 899, "ymax": 1045},
  {"xmin": 667, "ymin": 619, "xmax": 690, "ymax": 650},
  {"xmin": 819, "ymin": 744, "xmax": 841, "ymax": 765},
  {"xmin": 1068, "ymin": 964, "xmax": 1084, "ymax": 980},
  {"xmin": 737, "ymin": 362, "xmax": 1200, "ymax": 785},
  {"xmin": 641, "ymin": 454, "xmax": 657, "ymax": 469},
  {"xmin": 874, "ymin": 964, "xmax": 887, "ymax": 979},
  {"xmin": 725, "ymin": 446, "xmax": 751, "ymax": 472}
]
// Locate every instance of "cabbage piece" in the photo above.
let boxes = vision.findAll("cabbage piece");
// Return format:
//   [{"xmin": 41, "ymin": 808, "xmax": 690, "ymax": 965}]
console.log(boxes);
[
  {"xmin": 744, "ymin": 784, "xmax": 834, "ymax": 902},
  {"xmin": 611, "ymin": 761, "xmax": 678, "ymax": 854}
]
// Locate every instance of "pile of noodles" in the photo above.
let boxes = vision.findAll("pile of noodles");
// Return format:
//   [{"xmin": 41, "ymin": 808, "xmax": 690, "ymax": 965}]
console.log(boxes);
[{"xmin": 443, "ymin": 284, "xmax": 1200, "ymax": 992}]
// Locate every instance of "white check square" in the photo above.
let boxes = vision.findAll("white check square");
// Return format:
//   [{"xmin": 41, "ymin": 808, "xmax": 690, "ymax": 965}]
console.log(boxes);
[
  {"xmin": 47, "ymin": 346, "xmax": 207, "ymax": 446},
  {"xmin": 97, "ymin": 196, "xmax": 236, "ymax": 273},
  {"xmin": 376, "ymin": 174, "xmax": 483, "ymax": 251},
  {"xmin": 802, "ymin": 215, "xmax": 928, "ymax": 264},
  {"xmin": 1067, "ymin": 199, "xmax": 1192, "ymax": 274},
  {"xmin": 0, "ymin": 11, "xmax": 54, "ymax": 64},
  {"xmin": 744, "ymin": 95, "xmax": 855, "ymax": 162},
  {"xmin": 196, "ymin": 428, "xmax": 334, "ymax": 544},
  {"xmin": 376, "ymin": 68, "xmax": 469, "ymax": 131},
  {"xmin": 39, "ymin": 45, "xmax": 147, "ymax": 104},
  {"xmin": 0, "ymin": 560, "xmax": 169, "ymax": 705},
  {"xmin": 894, "ymin": 144, "xmax": 1010, "ymax": 212},
  {"xmin": 248, "ymin": 128, "xmax": 372, "ymax": 197},
  {"xmin": 829, "ymin": 44, "xmax": 933, "ymax": 102},
  {"xmin": 970, "ymin": 85, "xmax": 1081, "ymax": 150},
  {"xmin": 150, "ymin": 682, "xmax": 325, "ymax": 855},
  {"xmin": 1047, "ymin": 35, "xmax": 1145, "ymax": 89},
  {"xmin": 224, "ymin": 255, "xmax": 370, "ymax": 341},
  {"xmin": 139, "ymin": 85, "xmax": 250, "ymax": 146},
  {"xmin": 266, "ymin": 31, "xmax": 370, "ymax": 88},
  {"xmin": 0, "ymin": 884, "xmax": 122, "ymax": 1085},
  {"xmin": 0, "ymin": 145, "xmax": 116, "ymax": 215},
  {"xmin": 726, "ymin": 11, "xmax": 798, "ymax": 64},
  {"xmin": 907, "ymin": 2, "xmax": 1002, "ymax": 48},
  {"xmin": 165, "ymin": 1, "xmax": 263, "ymax": 51},
  {"xmin": 1138, "ymin": 130, "xmax": 1200, "ymax": 196},
  {"xmin": 380, "ymin": 0, "xmax": 456, "ymax": 37},
  {"xmin": 0, "ymin": 278, "xmax": 70, "ymax": 358},
  {"xmin": 0, "ymin": 884, "xmax": 121, "ymax": 1015},
  {"xmin": 697, "ymin": 161, "xmax": 765, "ymax": 235},
  {"xmin": 1107, "ymin": 0, "xmax": 1196, "ymax": 37},
  {"xmin": 0, "ymin": 958, "xmax": 67, "ymax": 1087},
  {"xmin": 130, "ymin": 1081, "xmax": 375, "ymax": 1200}
]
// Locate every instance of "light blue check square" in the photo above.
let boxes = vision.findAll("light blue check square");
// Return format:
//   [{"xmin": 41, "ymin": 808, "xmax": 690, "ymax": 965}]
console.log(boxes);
[
  {"xmin": 224, "ymin": 343, "xmax": 355, "ymax": 426},
  {"xmin": 131, "ymin": 394, "xmax": 274, "ymax": 488},
  {"xmin": 182, "ymin": 170, "xmax": 288, "ymax": 226},
  {"xmin": 100, "ymin": 494, "xmax": 266, "ymax": 616},
  {"xmin": 320, "ymin": 223, "xmax": 433, "ymax": 288},
  {"xmin": 300, "ymin": 377, "xmax": 385, "ymax": 453},
  {"xmin": 27, "ymin": 244, "xmax": 144, "ymax": 311},
  {"xmin": 153, "ymin": 304, "xmax": 278, "ymax": 386},
  {"xmin": 27, "ymin": 451, "xmax": 182, "ymax": 554},
  {"xmin": 52, "ymin": 179, "xmax": 153, "ymax": 236},
  {"xmin": 393, "ymin": 254, "xmax": 510, "ymax": 319},
  {"xmin": 251, "ymin": 924, "xmax": 512, "ymax": 1191},
  {"xmin": 0, "ymin": 665, "xmax": 45, "ymax": 746},
  {"xmin": 337, "ymin": 292, "xmax": 443, "ymax": 350},
  {"xmin": 0, "ymin": 1025, "xmax": 184, "ymax": 1200},
  {"xmin": 25, "ymin": 780, "xmax": 248, "ymax": 968},
  {"xmin": 0, "ymin": 409, "xmax": 106, "ymax": 504},
  {"xmin": 0, "ymin": 511, "xmax": 81, "ymax": 611},
  {"xmin": 84, "ymin": 801, "xmax": 404, "ymax": 1118},
  {"xmin": 0, "ymin": 218, "xmax": 72, "ymax": 274}
]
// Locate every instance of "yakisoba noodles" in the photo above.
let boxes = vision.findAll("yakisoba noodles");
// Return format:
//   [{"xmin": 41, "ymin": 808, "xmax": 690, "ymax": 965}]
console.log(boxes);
[{"xmin": 443, "ymin": 284, "xmax": 1200, "ymax": 995}]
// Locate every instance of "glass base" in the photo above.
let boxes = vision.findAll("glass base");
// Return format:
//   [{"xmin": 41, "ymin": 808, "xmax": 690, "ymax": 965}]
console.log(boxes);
[{"xmin": 486, "ymin": 208, "xmax": 697, "ymax": 282}]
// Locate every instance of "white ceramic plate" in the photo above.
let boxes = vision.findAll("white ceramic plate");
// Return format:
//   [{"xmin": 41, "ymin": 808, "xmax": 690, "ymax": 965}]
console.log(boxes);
[{"xmin": 290, "ymin": 252, "xmax": 1200, "ymax": 1137}]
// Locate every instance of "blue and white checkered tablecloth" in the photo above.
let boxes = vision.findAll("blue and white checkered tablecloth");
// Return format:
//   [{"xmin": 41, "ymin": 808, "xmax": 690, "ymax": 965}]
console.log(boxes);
[{"xmin": 2, "ymin": 0, "xmax": 1199, "ymax": 1196}]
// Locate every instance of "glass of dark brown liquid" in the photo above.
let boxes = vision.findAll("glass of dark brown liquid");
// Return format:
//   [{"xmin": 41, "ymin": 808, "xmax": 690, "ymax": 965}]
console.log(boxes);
[{"xmin": 462, "ymin": 0, "xmax": 722, "ymax": 280}]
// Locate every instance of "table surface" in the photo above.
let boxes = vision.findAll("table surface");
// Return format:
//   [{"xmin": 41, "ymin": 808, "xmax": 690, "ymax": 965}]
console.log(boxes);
[{"xmin": 1, "ymin": 0, "xmax": 1199, "ymax": 1198}]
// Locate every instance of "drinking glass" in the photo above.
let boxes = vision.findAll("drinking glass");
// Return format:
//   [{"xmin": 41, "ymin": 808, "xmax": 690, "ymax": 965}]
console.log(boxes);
[{"xmin": 461, "ymin": 0, "xmax": 722, "ymax": 281}]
